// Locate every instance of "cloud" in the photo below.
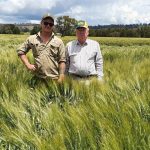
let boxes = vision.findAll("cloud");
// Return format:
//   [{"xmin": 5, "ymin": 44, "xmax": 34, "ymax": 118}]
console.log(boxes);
[
  {"xmin": 53, "ymin": 0, "xmax": 150, "ymax": 25},
  {"xmin": 0, "ymin": 0, "xmax": 150, "ymax": 25},
  {"xmin": 0, "ymin": 0, "xmax": 59, "ymax": 23}
]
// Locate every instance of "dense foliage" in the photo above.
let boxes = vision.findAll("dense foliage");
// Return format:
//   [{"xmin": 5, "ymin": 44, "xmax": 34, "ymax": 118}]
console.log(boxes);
[
  {"xmin": 0, "ymin": 35, "xmax": 150, "ymax": 150},
  {"xmin": 1, "ymin": 15, "xmax": 150, "ymax": 37},
  {"xmin": 30, "ymin": 26, "xmax": 41, "ymax": 35},
  {"xmin": 55, "ymin": 16, "xmax": 77, "ymax": 36},
  {"xmin": 0, "ymin": 24, "xmax": 20, "ymax": 34},
  {"xmin": 89, "ymin": 25, "xmax": 150, "ymax": 38}
]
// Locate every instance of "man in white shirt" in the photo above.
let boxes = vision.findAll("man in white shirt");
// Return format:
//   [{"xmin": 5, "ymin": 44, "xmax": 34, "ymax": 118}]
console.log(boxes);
[{"xmin": 66, "ymin": 21, "xmax": 104, "ymax": 82}]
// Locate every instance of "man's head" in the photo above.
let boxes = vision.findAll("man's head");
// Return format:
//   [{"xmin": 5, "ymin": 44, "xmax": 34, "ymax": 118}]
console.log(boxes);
[
  {"xmin": 75, "ymin": 21, "xmax": 89, "ymax": 44},
  {"xmin": 41, "ymin": 13, "xmax": 54, "ymax": 33}
]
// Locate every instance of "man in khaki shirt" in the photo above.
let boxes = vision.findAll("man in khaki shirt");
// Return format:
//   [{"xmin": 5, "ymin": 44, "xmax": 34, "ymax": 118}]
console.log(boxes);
[{"xmin": 17, "ymin": 14, "xmax": 66, "ymax": 85}]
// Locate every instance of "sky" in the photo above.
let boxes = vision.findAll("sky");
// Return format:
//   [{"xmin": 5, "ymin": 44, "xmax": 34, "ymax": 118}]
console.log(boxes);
[{"xmin": 0, "ymin": 0, "xmax": 150, "ymax": 25}]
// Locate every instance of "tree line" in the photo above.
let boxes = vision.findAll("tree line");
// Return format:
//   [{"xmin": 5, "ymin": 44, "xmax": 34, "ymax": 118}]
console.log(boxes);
[
  {"xmin": 0, "ymin": 16, "xmax": 150, "ymax": 37},
  {"xmin": 0, "ymin": 24, "xmax": 20, "ymax": 34},
  {"xmin": 89, "ymin": 25, "xmax": 150, "ymax": 37}
]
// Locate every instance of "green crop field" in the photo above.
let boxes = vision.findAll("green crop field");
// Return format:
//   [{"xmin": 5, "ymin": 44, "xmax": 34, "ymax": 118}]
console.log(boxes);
[{"xmin": 0, "ymin": 34, "xmax": 150, "ymax": 150}]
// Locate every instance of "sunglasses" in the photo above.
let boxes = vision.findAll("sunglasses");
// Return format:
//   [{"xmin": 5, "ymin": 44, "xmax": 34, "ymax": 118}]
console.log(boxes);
[{"xmin": 43, "ymin": 22, "xmax": 54, "ymax": 27}]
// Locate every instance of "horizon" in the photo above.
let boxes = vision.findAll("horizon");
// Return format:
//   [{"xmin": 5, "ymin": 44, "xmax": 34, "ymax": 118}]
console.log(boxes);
[{"xmin": 0, "ymin": 22, "xmax": 150, "ymax": 26}]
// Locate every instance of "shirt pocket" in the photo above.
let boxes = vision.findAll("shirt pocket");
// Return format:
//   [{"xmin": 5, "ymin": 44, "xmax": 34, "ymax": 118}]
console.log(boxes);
[
  {"xmin": 48, "ymin": 43, "xmax": 59, "ymax": 60},
  {"xmin": 30, "ymin": 43, "xmax": 40, "ymax": 56},
  {"xmin": 69, "ymin": 52, "xmax": 78, "ymax": 63}
]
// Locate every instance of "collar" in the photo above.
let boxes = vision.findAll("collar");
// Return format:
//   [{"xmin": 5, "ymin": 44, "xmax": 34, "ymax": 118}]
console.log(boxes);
[
  {"xmin": 36, "ymin": 31, "xmax": 55, "ymax": 39},
  {"xmin": 76, "ymin": 40, "xmax": 88, "ymax": 46}
]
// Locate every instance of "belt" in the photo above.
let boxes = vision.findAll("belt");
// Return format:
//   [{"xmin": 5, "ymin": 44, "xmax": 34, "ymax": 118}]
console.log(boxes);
[{"xmin": 70, "ymin": 73, "xmax": 97, "ymax": 78}]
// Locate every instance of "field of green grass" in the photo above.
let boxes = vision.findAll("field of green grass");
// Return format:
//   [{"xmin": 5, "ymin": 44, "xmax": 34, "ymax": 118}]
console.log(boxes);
[{"xmin": 0, "ymin": 34, "xmax": 150, "ymax": 150}]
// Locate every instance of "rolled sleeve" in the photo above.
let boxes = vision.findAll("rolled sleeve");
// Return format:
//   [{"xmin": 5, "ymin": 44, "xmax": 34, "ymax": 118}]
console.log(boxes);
[
  {"xmin": 17, "ymin": 38, "xmax": 31, "ymax": 56},
  {"xmin": 58, "ymin": 41, "xmax": 66, "ymax": 63}
]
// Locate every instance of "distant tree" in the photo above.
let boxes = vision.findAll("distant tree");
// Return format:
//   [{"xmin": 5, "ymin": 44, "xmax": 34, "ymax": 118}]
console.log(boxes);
[
  {"xmin": 56, "ymin": 16, "xmax": 77, "ymax": 36},
  {"xmin": 89, "ymin": 23, "xmax": 150, "ymax": 37},
  {"xmin": 120, "ymin": 29, "xmax": 127, "ymax": 37},
  {"xmin": 30, "ymin": 25, "xmax": 40, "ymax": 35},
  {"xmin": 140, "ymin": 26, "xmax": 150, "ymax": 38},
  {"xmin": 0, "ymin": 24, "xmax": 20, "ymax": 34},
  {"xmin": 109, "ymin": 31, "xmax": 120, "ymax": 37},
  {"xmin": 89, "ymin": 29, "xmax": 96, "ymax": 36},
  {"xmin": 12, "ymin": 26, "xmax": 20, "ymax": 34},
  {"xmin": 1, "ymin": 25, "xmax": 13, "ymax": 34},
  {"xmin": 22, "ymin": 27, "xmax": 30, "ymax": 33}
]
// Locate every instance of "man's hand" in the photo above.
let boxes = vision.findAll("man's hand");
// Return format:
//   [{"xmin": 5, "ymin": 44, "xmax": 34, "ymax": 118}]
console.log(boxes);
[
  {"xmin": 26, "ymin": 64, "xmax": 36, "ymax": 72},
  {"xmin": 19, "ymin": 54, "xmax": 36, "ymax": 72},
  {"xmin": 57, "ymin": 74, "xmax": 65, "ymax": 83}
]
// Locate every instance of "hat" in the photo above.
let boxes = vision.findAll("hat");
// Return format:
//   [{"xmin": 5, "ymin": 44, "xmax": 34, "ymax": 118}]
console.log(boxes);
[
  {"xmin": 75, "ymin": 21, "xmax": 88, "ymax": 29},
  {"xmin": 41, "ymin": 13, "xmax": 54, "ymax": 23}
]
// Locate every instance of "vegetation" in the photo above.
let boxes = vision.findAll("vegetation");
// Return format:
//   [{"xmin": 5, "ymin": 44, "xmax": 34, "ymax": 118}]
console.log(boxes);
[
  {"xmin": 0, "ymin": 35, "xmax": 150, "ymax": 150},
  {"xmin": 0, "ymin": 24, "xmax": 20, "ymax": 34},
  {"xmin": 89, "ymin": 25, "xmax": 150, "ymax": 38},
  {"xmin": 30, "ymin": 26, "xmax": 41, "ymax": 35},
  {"xmin": 55, "ymin": 16, "xmax": 77, "ymax": 36},
  {"xmin": 1, "ymin": 15, "xmax": 150, "ymax": 37}
]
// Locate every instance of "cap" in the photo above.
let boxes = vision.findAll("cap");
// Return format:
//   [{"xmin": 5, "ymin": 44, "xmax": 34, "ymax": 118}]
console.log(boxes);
[
  {"xmin": 41, "ymin": 13, "xmax": 54, "ymax": 23},
  {"xmin": 75, "ymin": 21, "xmax": 88, "ymax": 29}
]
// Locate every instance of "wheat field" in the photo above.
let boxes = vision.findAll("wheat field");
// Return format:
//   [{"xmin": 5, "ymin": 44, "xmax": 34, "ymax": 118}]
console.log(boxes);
[{"xmin": 0, "ymin": 34, "xmax": 150, "ymax": 150}]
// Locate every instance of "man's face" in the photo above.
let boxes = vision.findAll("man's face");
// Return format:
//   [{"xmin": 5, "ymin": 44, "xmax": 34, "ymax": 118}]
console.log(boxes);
[
  {"xmin": 41, "ymin": 18, "xmax": 54, "ymax": 33},
  {"xmin": 76, "ymin": 27, "xmax": 89, "ymax": 42}
]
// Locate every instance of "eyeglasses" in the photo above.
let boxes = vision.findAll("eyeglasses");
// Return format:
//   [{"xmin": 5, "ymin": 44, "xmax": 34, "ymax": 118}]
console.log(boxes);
[{"xmin": 43, "ymin": 22, "xmax": 54, "ymax": 27}]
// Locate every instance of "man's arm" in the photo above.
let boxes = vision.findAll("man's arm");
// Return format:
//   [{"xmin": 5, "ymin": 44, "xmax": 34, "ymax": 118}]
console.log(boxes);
[
  {"xmin": 65, "ymin": 45, "xmax": 70, "ymax": 73},
  {"xmin": 57, "ymin": 41, "xmax": 66, "ymax": 83},
  {"xmin": 19, "ymin": 54, "xmax": 36, "ymax": 71},
  {"xmin": 95, "ymin": 42, "xmax": 104, "ymax": 80},
  {"xmin": 17, "ymin": 37, "xmax": 36, "ymax": 72},
  {"xmin": 58, "ymin": 61, "xmax": 66, "ymax": 83}
]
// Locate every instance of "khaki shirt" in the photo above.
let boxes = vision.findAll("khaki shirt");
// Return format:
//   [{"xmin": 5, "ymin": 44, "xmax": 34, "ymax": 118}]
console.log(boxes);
[{"xmin": 17, "ymin": 32, "xmax": 66, "ymax": 79}]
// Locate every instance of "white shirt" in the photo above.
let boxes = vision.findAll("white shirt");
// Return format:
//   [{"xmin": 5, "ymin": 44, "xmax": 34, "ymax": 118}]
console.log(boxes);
[{"xmin": 66, "ymin": 39, "xmax": 103, "ymax": 80}]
